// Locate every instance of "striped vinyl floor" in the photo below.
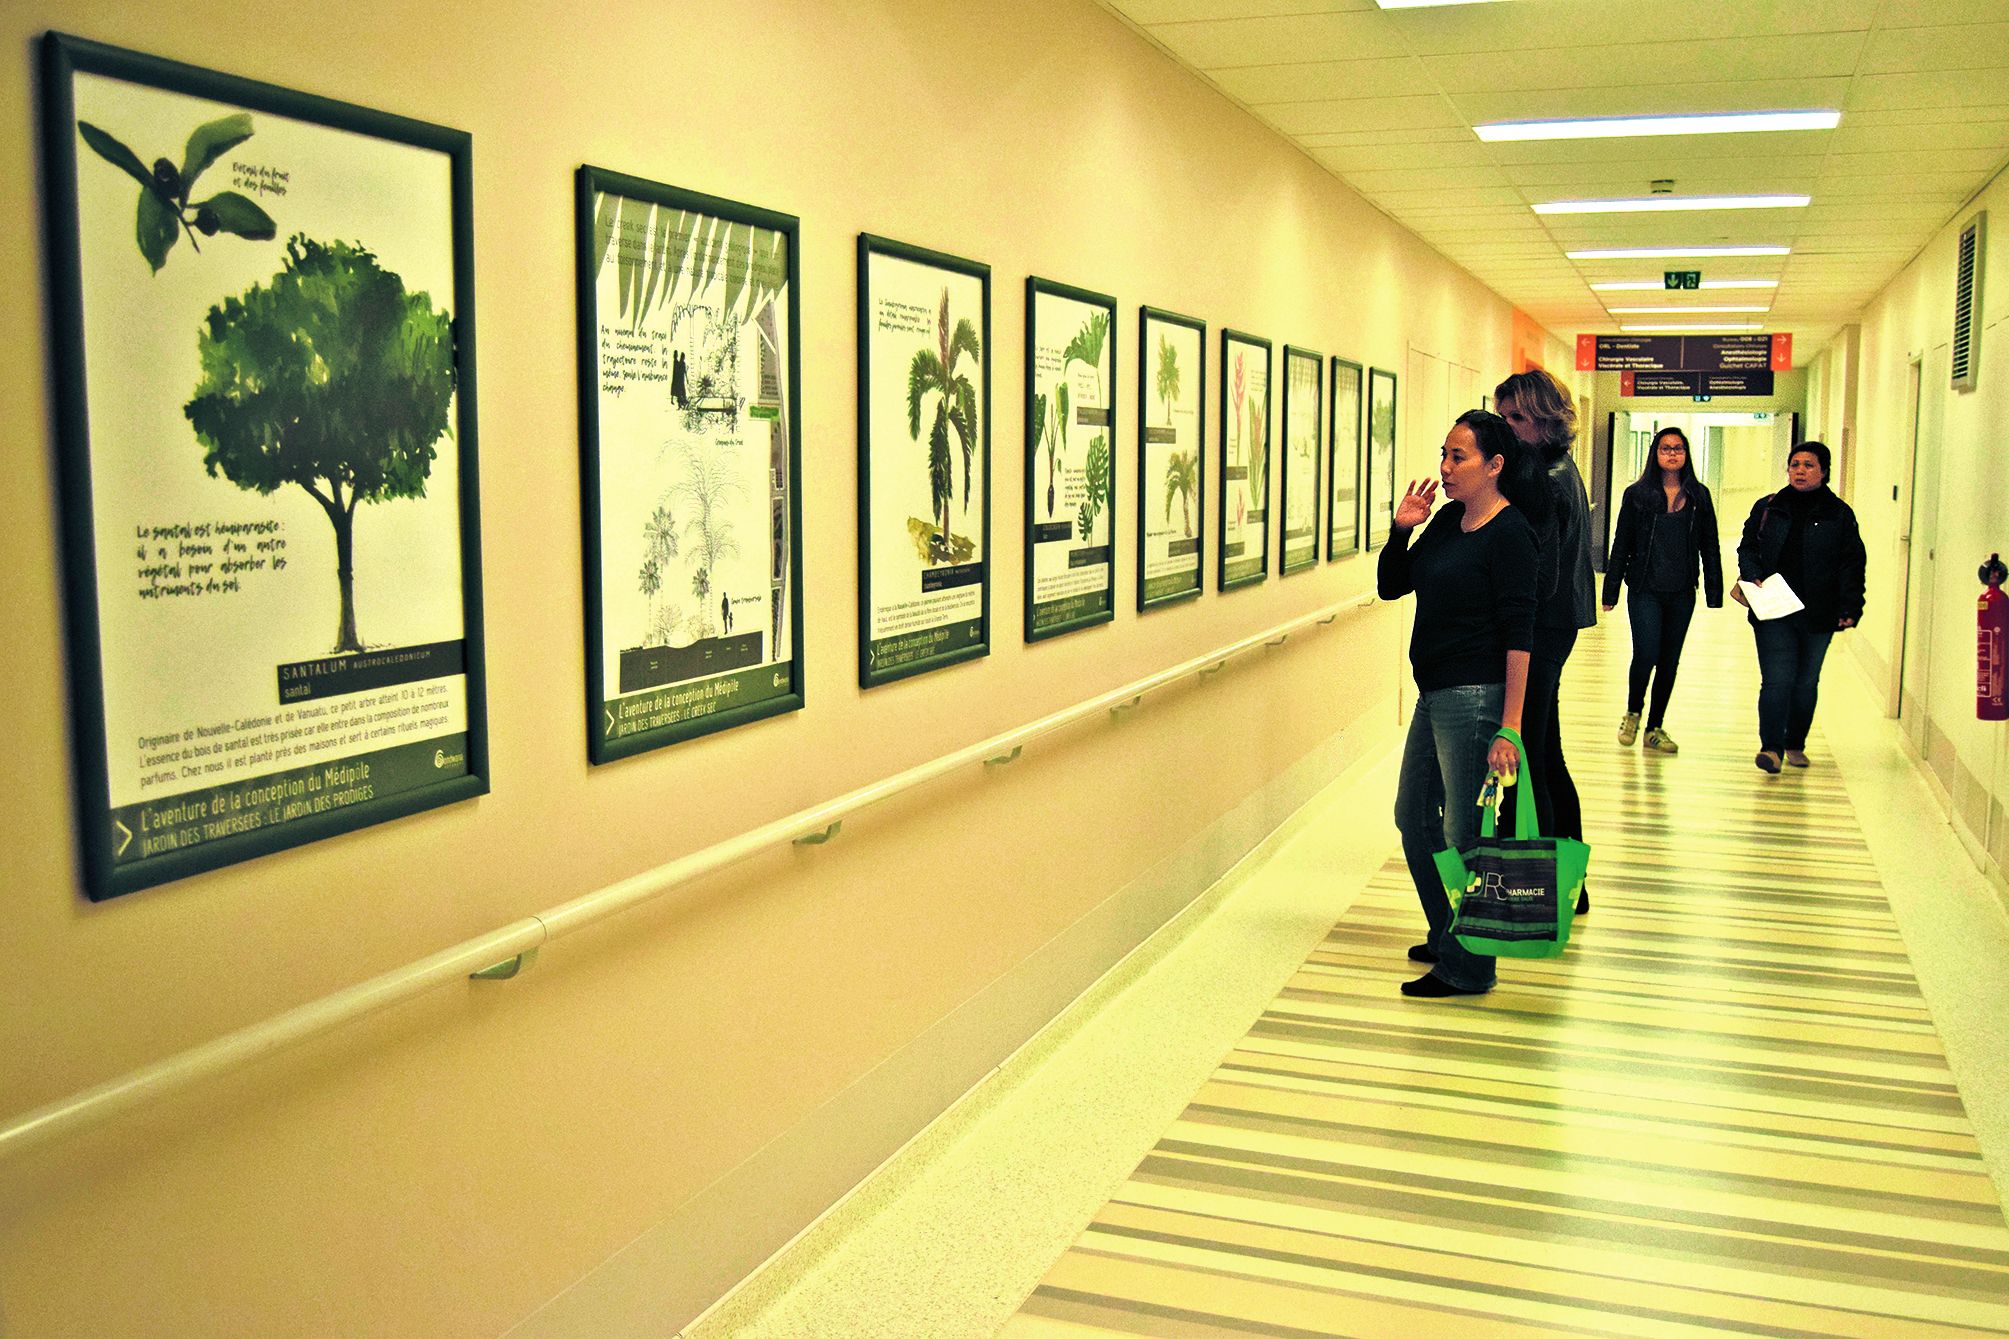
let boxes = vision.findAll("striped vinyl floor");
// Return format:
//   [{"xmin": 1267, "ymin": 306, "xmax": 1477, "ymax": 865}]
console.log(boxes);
[{"xmin": 1000, "ymin": 610, "xmax": 2009, "ymax": 1338}]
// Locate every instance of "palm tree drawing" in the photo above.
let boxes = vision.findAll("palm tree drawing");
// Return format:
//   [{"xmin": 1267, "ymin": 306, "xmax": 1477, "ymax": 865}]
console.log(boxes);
[
  {"xmin": 1155, "ymin": 334, "xmax": 1180, "ymax": 427},
  {"xmin": 1164, "ymin": 449, "xmax": 1197, "ymax": 538},
  {"xmin": 670, "ymin": 440, "xmax": 741, "ymax": 639},
  {"xmin": 907, "ymin": 287, "xmax": 981, "ymax": 561},
  {"xmin": 638, "ymin": 503, "xmax": 682, "ymax": 645}
]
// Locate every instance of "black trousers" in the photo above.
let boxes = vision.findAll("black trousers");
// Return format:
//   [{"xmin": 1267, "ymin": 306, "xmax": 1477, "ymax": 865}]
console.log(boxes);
[{"xmin": 1504, "ymin": 626, "xmax": 1581, "ymax": 842}]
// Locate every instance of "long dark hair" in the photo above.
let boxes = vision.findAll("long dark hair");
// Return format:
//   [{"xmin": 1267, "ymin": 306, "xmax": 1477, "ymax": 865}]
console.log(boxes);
[
  {"xmin": 1632, "ymin": 426, "xmax": 1701, "ymax": 506},
  {"xmin": 1455, "ymin": 409, "xmax": 1551, "ymax": 529}
]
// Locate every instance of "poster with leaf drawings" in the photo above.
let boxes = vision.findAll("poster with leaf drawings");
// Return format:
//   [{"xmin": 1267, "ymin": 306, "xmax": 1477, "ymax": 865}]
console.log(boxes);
[
  {"xmin": 577, "ymin": 168, "xmax": 802, "ymax": 763},
  {"xmin": 1218, "ymin": 330, "xmax": 1271, "ymax": 590},
  {"xmin": 1367, "ymin": 366, "xmax": 1399, "ymax": 551},
  {"xmin": 857, "ymin": 235, "xmax": 990, "ymax": 687},
  {"xmin": 1327, "ymin": 357, "xmax": 1362, "ymax": 560},
  {"xmin": 1025, "ymin": 278, "xmax": 1116, "ymax": 641},
  {"xmin": 1137, "ymin": 306, "xmax": 1204, "ymax": 610},
  {"xmin": 40, "ymin": 34, "xmax": 486, "ymax": 901},
  {"xmin": 1280, "ymin": 345, "xmax": 1323, "ymax": 575}
]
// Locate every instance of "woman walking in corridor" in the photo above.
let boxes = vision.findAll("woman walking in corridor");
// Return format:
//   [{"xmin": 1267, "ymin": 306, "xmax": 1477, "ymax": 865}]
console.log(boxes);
[
  {"xmin": 1734, "ymin": 440, "xmax": 1866, "ymax": 773},
  {"xmin": 1379, "ymin": 410, "xmax": 1542, "ymax": 998},
  {"xmin": 1603, "ymin": 427, "xmax": 1724, "ymax": 754}
]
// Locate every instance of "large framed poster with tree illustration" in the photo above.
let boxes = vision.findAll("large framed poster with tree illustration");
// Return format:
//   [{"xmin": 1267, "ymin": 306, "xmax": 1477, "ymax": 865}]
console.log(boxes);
[
  {"xmin": 1025, "ymin": 278, "xmax": 1115, "ymax": 641},
  {"xmin": 1218, "ymin": 329, "xmax": 1271, "ymax": 590},
  {"xmin": 577, "ymin": 168, "xmax": 803, "ymax": 763},
  {"xmin": 857, "ymin": 234, "xmax": 990, "ymax": 687},
  {"xmin": 1279, "ymin": 345, "xmax": 1323, "ymax": 575},
  {"xmin": 1137, "ymin": 306, "xmax": 1204, "ymax": 610},
  {"xmin": 1327, "ymin": 356, "xmax": 1362, "ymax": 560},
  {"xmin": 1367, "ymin": 366, "xmax": 1399, "ymax": 551},
  {"xmin": 40, "ymin": 33, "xmax": 486, "ymax": 902}
]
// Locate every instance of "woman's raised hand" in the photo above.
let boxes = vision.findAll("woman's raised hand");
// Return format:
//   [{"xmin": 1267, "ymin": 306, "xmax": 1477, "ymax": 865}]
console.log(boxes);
[{"xmin": 1393, "ymin": 479, "xmax": 1437, "ymax": 531}]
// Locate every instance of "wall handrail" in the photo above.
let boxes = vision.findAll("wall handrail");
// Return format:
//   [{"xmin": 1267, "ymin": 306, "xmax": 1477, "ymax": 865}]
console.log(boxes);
[{"xmin": 0, "ymin": 592, "xmax": 1376, "ymax": 1162}]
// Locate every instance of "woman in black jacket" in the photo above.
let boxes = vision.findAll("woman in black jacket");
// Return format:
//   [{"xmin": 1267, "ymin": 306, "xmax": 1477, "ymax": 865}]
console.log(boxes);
[
  {"xmin": 1601, "ymin": 427, "xmax": 1724, "ymax": 754},
  {"xmin": 1733, "ymin": 440, "xmax": 1866, "ymax": 773}
]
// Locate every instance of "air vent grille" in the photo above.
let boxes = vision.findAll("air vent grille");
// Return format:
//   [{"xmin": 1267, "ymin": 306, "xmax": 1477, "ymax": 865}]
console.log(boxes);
[{"xmin": 1951, "ymin": 211, "xmax": 1985, "ymax": 392}]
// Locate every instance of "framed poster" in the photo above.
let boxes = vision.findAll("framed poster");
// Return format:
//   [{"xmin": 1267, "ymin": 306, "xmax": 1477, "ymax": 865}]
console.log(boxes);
[
  {"xmin": 577, "ymin": 168, "xmax": 803, "ymax": 763},
  {"xmin": 857, "ymin": 234, "xmax": 990, "ymax": 686},
  {"xmin": 41, "ymin": 33, "xmax": 486, "ymax": 901},
  {"xmin": 1367, "ymin": 366, "xmax": 1399, "ymax": 551},
  {"xmin": 1279, "ymin": 345, "xmax": 1323, "ymax": 575},
  {"xmin": 1327, "ymin": 357, "xmax": 1362, "ymax": 560},
  {"xmin": 1137, "ymin": 306, "xmax": 1204, "ymax": 610},
  {"xmin": 1218, "ymin": 330, "xmax": 1271, "ymax": 590},
  {"xmin": 1025, "ymin": 278, "xmax": 1116, "ymax": 640}
]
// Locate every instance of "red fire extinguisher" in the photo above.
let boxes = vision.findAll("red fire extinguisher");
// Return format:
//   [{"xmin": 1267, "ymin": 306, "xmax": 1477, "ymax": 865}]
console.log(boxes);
[{"xmin": 1982, "ymin": 553, "xmax": 2009, "ymax": 721}]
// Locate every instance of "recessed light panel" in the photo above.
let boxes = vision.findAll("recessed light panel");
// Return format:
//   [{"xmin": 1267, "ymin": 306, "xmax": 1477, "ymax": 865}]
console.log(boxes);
[
  {"xmin": 1620, "ymin": 323, "xmax": 1764, "ymax": 332},
  {"xmin": 1478, "ymin": 111, "xmax": 1840, "ymax": 142},
  {"xmin": 1534, "ymin": 195, "xmax": 1809, "ymax": 216},
  {"xmin": 1570, "ymin": 246, "xmax": 1790, "ymax": 259},
  {"xmin": 1592, "ymin": 280, "xmax": 1779, "ymax": 291},
  {"xmin": 1606, "ymin": 305, "xmax": 1771, "ymax": 314}
]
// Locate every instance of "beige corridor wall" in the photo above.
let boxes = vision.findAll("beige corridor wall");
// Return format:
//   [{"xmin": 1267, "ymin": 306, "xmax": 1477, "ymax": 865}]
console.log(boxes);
[{"xmin": 0, "ymin": 3, "xmax": 1524, "ymax": 1334}]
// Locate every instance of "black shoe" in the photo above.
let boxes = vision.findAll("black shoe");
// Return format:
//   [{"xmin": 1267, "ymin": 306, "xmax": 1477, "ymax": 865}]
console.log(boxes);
[
  {"xmin": 1401, "ymin": 972, "xmax": 1492, "ymax": 998},
  {"xmin": 1408, "ymin": 942, "xmax": 1438, "ymax": 963},
  {"xmin": 1575, "ymin": 886, "xmax": 1589, "ymax": 915},
  {"xmin": 1755, "ymin": 750, "xmax": 1782, "ymax": 774}
]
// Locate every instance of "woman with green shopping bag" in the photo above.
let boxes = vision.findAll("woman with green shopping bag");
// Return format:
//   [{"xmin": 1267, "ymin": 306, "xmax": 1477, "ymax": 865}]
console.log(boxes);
[{"xmin": 1378, "ymin": 410, "xmax": 1546, "ymax": 998}]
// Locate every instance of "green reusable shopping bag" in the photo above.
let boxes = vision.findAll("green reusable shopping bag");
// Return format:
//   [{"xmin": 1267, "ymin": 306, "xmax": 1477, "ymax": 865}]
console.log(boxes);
[{"xmin": 1430, "ymin": 727, "xmax": 1589, "ymax": 959}]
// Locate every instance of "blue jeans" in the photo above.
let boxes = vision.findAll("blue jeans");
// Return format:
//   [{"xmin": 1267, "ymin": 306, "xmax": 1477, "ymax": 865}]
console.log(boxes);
[
  {"xmin": 1752, "ymin": 618, "xmax": 1835, "ymax": 752},
  {"xmin": 1393, "ymin": 684, "xmax": 1502, "ymax": 991},
  {"xmin": 1626, "ymin": 588, "xmax": 1697, "ymax": 729}
]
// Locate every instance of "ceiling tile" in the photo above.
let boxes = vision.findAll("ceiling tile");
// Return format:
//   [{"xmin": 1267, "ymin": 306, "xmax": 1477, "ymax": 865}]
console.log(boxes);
[
  {"xmin": 1857, "ymin": 21, "xmax": 2009, "ymax": 72},
  {"xmin": 1144, "ymin": 11, "xmax": 1410, "ymax": 67},
  {"xmin": 1847, "ymin": 71, "xmax": 2009, "ymax": 111},
  {"xmin": 1108, "ymin": 0, "xmax": 1373, "ymax": 22},
  {"xmin": 1265, "ymin": 96, "xmax": 1461, "ymax": 136},
  {"xmin": 1421, "ymin": 33, "xmax": 1867, "ymax": 94},
  {"xmin": 1312, "ymin": 141, "xmax": 1498, "ymax": 172},
  {"xmin": 1214, "ymin": 56, "xmax": 1437, "ymax": 104},
  {"xmin": 1384, "ymin": 0, "xmax": 1879, "ymax": 56}
]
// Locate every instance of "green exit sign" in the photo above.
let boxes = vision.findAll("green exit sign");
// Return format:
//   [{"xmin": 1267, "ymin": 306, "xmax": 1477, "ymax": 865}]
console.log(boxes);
[{"xmin": 1665, "ymin": 271, "xmax": 1701, "ymax": 289}]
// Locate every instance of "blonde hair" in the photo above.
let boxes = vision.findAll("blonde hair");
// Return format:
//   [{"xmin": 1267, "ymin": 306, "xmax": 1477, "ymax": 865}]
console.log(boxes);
[{"xmin": 1494, "ymin": 368, "xmax": 1576, "ymax": 450}]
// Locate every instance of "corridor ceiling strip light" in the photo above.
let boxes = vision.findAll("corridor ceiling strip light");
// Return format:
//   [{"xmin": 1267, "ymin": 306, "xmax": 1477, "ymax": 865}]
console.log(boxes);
[
  {"xmin": 1374, "ymin": 0, "xmax": 1512, "ymax": 7},
  {"xmin": 1592, "ymin": 279, "xmax": 1779, "ymax": 291},
  {"xmin": 1534, "ymin": 195, "xmax": 1809, "ymax": 215},
  {"xmin": 1620, "ymin": 323, "xmax": 1763, "ymax": 332},
  {"xmin": 1606, "ymin": 305, "xmax": 1771, "ymax": 314},
  {"xmin": 1569, "ymin": 246, "xmax": 1790, "ymax": 259},
  {"xmin": 1477, "ymin": 110, "xmax": 1840, "ymax": 142}
]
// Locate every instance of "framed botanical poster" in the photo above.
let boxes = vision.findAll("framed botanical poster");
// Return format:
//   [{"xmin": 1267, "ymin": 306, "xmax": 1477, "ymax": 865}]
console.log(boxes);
[
  {"xmin": 1137, "ymin": 306, "xmax": 1204, "ymax": 610},
  {"xmin": 1025, "ymin": 278, "xmax": 1116, "ymax": 640},
  {"xmin": 1217, "ymin": 330, "xmax": 1271, "ymax": 590},
  {"xmin": 857, "ymin": 234, "xmax": 990, "ymax": 686},
  {"xmin": 1367, "ymin": 366, "xmax": 1399, "ymax": 551},
  {"xmin": 1327, "ymin": 357, "xmax": 1362, "ymax": 560},
  {"xmin": 577, "ymin": 168, "xmax": 803, "ymax": 763},
  {"xmin": 40, "ymin": 33, "xmax": 486, "ymax": 901},
  {"xmin": 1279, "ymin": 345, "xmax": 1323, "ymax": 575}
]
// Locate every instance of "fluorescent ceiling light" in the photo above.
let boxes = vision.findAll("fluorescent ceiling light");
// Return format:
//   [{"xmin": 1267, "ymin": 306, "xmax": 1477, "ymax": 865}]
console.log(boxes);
[
  {"xmin": 1620, "ymin": 323, "xmax": 1763, "ymax": 332},
  {"xmin": 1606, "ymin": 305, "xmax": 1771, "ymax": 314},
  {"xmin": 1569, "ymin": 246, "xmax": 1790, "ymax": 259},
  {"xmin": 1534, "ymin": 195, "xmax": 1809, "ymax": 215},
  {"xmin": 1477, "ymin": 111, "xmax": 1840, "ymax": 142},
  {"xmin": 1592, "ymin": 279, "xmax": 1779, "ymax": 291},
  {"xmin": 1375, "ymin": 0, "xmax": 1510, "ymax": 7}
]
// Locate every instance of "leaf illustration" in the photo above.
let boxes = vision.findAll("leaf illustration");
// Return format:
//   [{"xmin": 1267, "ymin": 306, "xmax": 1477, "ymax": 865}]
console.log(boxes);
[
  {"xmin": 592, "ymin": 191, "xmax": 618, "ymax": 277},
  {"xmin": 665, "ymin": 210, "xmax": 700, "ymax": 299},
  {"xmin": 722, "ymin": 220, "xmax": 753, "ymax": 317},
  {"xmin": 192, "ymin": 190, "xmax": 276, "ymax": 240},
  {"xmin": 615, "ymin": 194, "xmax": 649, "ymax": 318},
  {"xmin": 136, "ymin": 188, "xmax": 178, "ymax": 272},
  {"xmin": 695, "ymin": 217, "xmax": 729, "ymax": 294},
  {"xmin": 180, "ymin": 113, "xmax": 254, "ymax": 192},
  {"xmin": 78, "ymin": 121, "xmax": 152, "ymax": 189},
  {"xmin": 639, "ymin": 203, "xmax": 670, "ymax": 320},
  {"xmin": 1032, "ymin": 391, "xmax": 1047, "ymax": 461}
]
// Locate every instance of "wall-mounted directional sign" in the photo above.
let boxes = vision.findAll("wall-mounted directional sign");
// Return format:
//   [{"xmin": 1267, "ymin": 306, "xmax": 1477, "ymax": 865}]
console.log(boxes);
[
  {"xmin": 1578, "ymin": 332, "xmax": 1792, "ymax": 373},
  {"xmin": 1619, "ymin": 370, "xmax": 1775, "ymax": 397}
]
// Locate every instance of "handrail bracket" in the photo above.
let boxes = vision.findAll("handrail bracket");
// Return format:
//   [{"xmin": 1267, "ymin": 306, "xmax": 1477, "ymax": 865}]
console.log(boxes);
[
  {"xmin": 794, "ymin": 821, "xmax": 843, "ymax": 846},
  {"xmin": 470, "ymin": 947, "xmax": 539, "ymax": 981}
]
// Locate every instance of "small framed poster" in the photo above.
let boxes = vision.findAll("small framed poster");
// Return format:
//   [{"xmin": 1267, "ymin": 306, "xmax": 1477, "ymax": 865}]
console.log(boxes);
[
  {"xmin": 1327, "ymin": 357, "xmax": 1362, "ymax": 560},
  {"xmin": 1366, "ymin": 366, "xmax": 1399, "ymax": 552},
  {"xmin": 1137, "ymin": 306, "xmax": 1205, "ymax": 610},
  {"xmin": 1279, "ymin": 345, "xmax": 1323, "ymax": 575},
  {"xmin": 1025, "ymin": 278, "xmax": 1116, "ymax": 641},
  {"xmin": 41, "ymin": 32, "xmax": 487, "ymax": 900},
  {"xmin": 1218, "ymin": 329, "xmax": 1271, "ymax": 590},
  {"xmin": 577, "ymin": 168, "xmax": 804, "ymax": 762},
  {"xmin": 857, "ymin": 234, "xmax": 990, "ymax": 686}
]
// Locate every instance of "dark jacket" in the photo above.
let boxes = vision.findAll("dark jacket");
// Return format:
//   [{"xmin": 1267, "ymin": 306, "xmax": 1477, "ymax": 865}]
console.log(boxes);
[
  {"xmin": 1603, "ymin": 479, "xmax": 1724, "ymax": 608},
  {"xmin": 1535, "ymin": 446, "xmax": 1597, "ymax": 633},
  {"xmin": 1736, "ymin": 485, "xmax": 1866, "ymax": 630}
]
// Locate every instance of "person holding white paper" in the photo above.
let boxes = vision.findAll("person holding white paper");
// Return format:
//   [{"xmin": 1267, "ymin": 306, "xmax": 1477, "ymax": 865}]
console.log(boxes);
[{"xmin": 1733, "ymin": 441, "xmax": 1865, "ymax": 773}]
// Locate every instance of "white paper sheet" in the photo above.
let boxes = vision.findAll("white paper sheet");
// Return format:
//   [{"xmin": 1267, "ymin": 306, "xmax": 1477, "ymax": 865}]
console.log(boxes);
[{"xmin": 1737, "ymin": 575, "xmax": 1805, "ymax": 621}]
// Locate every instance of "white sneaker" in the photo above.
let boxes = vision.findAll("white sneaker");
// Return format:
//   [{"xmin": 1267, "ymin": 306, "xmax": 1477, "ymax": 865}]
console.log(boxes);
[
  {"xmin": 1617, "ymin": 712, "xmax": 1640, "ymax": 746},
  {"xmin": 1643, "ymin": 727, "xmax": 1679, "ymax": 754}
]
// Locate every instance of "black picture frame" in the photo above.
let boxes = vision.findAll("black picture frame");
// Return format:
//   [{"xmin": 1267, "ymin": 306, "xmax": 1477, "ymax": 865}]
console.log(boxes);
[
  {"xmin": 577, "ymin": 167, "xmax": 805, "ymax": 763},
  {"xmin": 1024, "ymin": 277, "xmax": 1117, "ymax": 642},
  {"xmin": 1367, "ymin": 366, "xmax": 1399, "ymax": 552},
  {"xmin": 856, "ymin": 233, "xmax": 991, "ymax": 687},
  {"xmin": 1217, "ymin": 329, "xmax": 1272, "ymax": 591},
  {"xmin": 1326, "ymin": 357, "xmax": 1363, "ymax": 560},
  {"xmin": 1279, "ymin": 345, "xmax": 1324, "ymax": 576},
  {"xmin": 40, "ymin": 32, "xmax": 488, "ymax": 901},
  {"xmin": 1136, "ymin": 306, "xmax": 1205, "ymax": 611}
]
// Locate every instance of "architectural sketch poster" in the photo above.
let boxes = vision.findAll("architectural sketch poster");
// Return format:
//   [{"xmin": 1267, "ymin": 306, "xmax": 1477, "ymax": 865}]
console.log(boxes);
[
  {"xmin": 579, "ymin": 170, "xmax": 802, "ymax": 761},
  {"xmin": 43, "ymin": 35, "xmax": 485, "ymax": 899},
  {"xmin": 1327, "ymin": 358, "xmax": 1362, "ymax": 559},
  {"xmin": 1368, "ymin": 367, "xmax": 1399, "ymax": 550},
  {"xmin": 1138, "ymin": 308, "xmax": 1203, "ymax": 608},
  {"xmin": 1280, "ymin": 346, "xmax": 1323, "ymax": 575},
  {"xmin": 1025, "ymin": 281, "xmax": 1115, "ymax": 639},
  {"xmin": 858, "ymin": 237, "xmax": 990, "ymax": 685},
  {"xmin": 1219, "ymin": 331, "xmax": 1271, "ymax": 589}
]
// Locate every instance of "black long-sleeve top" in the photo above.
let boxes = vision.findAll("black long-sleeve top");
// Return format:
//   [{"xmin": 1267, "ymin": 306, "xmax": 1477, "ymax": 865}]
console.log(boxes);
[
  {"xmin": 1377, "ymin": 502, "xmax": 1539, "ymax": 691},
  {"xmin": 1602, "ymin": 479, "xmax": 1725, "ymax": 608},
  {"xmin": 1736, "ymin": 485, "xmax": 1866, "ymax": 630}
]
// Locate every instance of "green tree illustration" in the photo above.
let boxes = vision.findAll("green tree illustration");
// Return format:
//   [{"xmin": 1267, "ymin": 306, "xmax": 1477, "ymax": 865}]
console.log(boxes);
[
  {"xmin": 906, "ymin": 288, "xmax": 981, "ymax": 560},
  {"xmin": 1155, "ymin": 334, "xmax": 1180, "ymax": 427},
  {"xmin": 1164, "ymin": 449, "xmax": 1197, "ymax": 538},
  {"xmin": 78, "ymin": 113, "xmax": 276, "ymax": 273},
  {"xmin": 1062, "ymin": 310, "xmax": 1109, "ymax": 406},
  {"xmin": 670, "ymin": 440, "xmax": 742, "ymax": 639},
  {"xmin": 184, "ymin": 235, "xmax": 455, "ymax": 655},
  {"xmin": 638, "ymin": 503, "xmax": 680, "ymax": 644},
  {"xmin": 1038, "ymin": 382, "xmax": 1070, "ymax": 516}
]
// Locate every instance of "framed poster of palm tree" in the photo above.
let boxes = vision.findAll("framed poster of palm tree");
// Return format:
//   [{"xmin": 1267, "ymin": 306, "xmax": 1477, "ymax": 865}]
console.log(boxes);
[
  {"xmin": 1279, "ymin": 345, "xmax": 1323, "ymax": 575},
  {"xmin": 1327, "ymin": 357, "xmax": 1362, "ymax": 560},
  {"xmin": 1137, "ymin": 306, "xmax": 1205, "ymax": 610},
  {"xmin": 1367, "ymin": 367, "xmax": 1399, "ymax": 551},
  {"xmin": 577, "ymin": 168, "xmax": 804, "ymax": 762},
  {"xmin": 1025, "ymin": 278, "xmax": 1117, "ymax": 641},
  {"xmin": 857, "ymin": 234, "xmax": 991, "ymax": 687},
  {"xmin": 1218, "ymin": 329, "xmax": 1271, "ymax": 590}
]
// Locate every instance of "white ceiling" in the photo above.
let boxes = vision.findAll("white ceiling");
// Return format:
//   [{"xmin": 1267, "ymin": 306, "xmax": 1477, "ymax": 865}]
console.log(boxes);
[{"xmin": 1099, "ymin": 0, "xmax": 2009, "ymax": 363}]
